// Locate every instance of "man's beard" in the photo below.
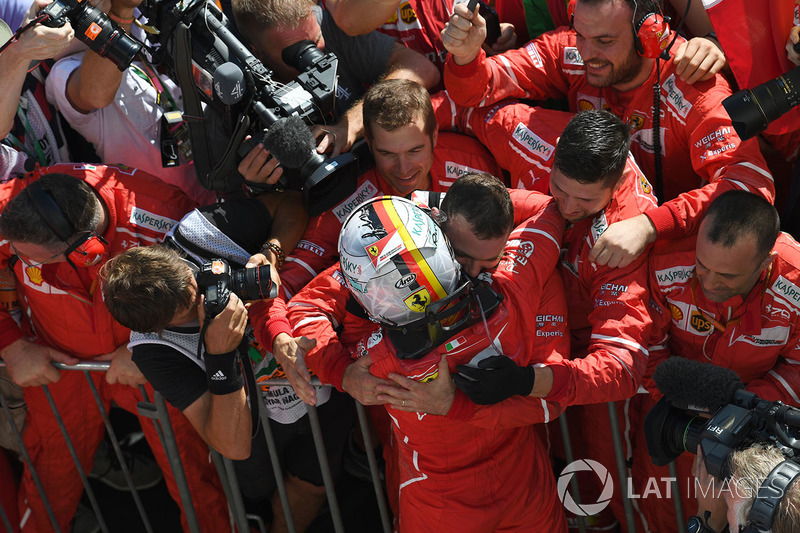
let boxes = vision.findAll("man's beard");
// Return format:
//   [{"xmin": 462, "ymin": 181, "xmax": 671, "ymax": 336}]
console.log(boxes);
[{"xmin": 585, "ymin": 50, "xmax": 646, "ymax": 89}]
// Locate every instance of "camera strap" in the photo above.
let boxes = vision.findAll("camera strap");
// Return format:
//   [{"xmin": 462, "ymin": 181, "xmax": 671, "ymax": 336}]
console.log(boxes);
[
  {"xmin": 240, "ymin": 347, "xmax": 262, "ymax": 439},
  {"xmin": 174, "ymin": 22, "xmax": 215, "ymax": 187}
]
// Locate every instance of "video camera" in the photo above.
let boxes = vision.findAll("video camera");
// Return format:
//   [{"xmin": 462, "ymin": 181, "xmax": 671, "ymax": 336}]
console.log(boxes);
[
  {"xmin": 644, "ymin": 357, "xmax": 800, "ymax": 479},
  {"xmin": 41, "ymin": 0, "xmax": 370, "ymax": 215},
  {"xmin": 39, "ymin": 0, "xmax": 142, "ymax": 69},
  {"xmin": 195, "ymin": 258, "xmax": 276, "ymax": 318}
]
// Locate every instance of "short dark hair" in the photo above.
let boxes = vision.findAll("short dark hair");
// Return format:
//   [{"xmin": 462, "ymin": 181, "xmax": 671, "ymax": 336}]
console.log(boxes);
[
  {"xmin": 553, "ymin": 110, "xmax": 631, "ymax": 187},
  {"xmin": 100, "ymin": 245, "xmax": 195, "ymax": 333},
  {"xmin": 363, "ymin": 79, "xmax": 437, "ymax": 140},
  {"xmin": 437, "ymin": 173, "xmax": 513, "ymax": 239},
  {"xmin": 702, "ymin": 191, "xmax": 780, "ymax": 260},
  {"xmin": 0, "ymin": 173, "xmax": 102, "ymax": 249}
]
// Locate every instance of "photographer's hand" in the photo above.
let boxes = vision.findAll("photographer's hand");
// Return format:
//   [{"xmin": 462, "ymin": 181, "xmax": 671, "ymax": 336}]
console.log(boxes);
[
  {"xmin": 312, "ymin": 116, "xmax": 357, "ymax": 158},
  {"xmin": 272, "ymin": 333, "xmax": 317, "ymax": 405},
  {"xmin": 787, "ymin": 25, "xmax": 800, "ymax": 67},
  {"xmin": 199, "ymin": 293, "xmax": 248, "ymax": 354},
  {"xmin": 692, "ymin": 445, "xmax": 729, "ymax": 532},
  {"xmin": 238, "ymin": 140, "xmax": 284, "ymax": 186},
  {"xmin": 245, "ymin": 250, "xmax": 282, "ymax": 295},
  {"xmin": 0, "ymin": 7, "xmax": 73, "ymax": 137},
  {"xmin": 99, "ymin": 344, "xmax": 147, "ymax": 386}
]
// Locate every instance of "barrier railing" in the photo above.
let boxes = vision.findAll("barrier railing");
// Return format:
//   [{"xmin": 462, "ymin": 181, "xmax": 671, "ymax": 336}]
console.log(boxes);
[{"xmin": 0, "ymin": 361, "xmax": 688, "ymax": 533}]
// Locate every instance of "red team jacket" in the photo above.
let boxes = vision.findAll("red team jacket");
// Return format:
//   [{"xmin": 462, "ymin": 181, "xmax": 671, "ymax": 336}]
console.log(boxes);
[
  {"xmin": 287, "ymin": 193, "xmax": 569, "ymax": 531},
  {"xmin": 544, "ymin": 157, "xmax": 658, "ymax": 405},
  {"xmin": 0, "ymin": 164, "xmax": 195, "ymax": 356},
  {"xmin": 443, "ymin": 30, "xmax": 775, "ymax": 240},
  {"xmin": 647, "ymin": 233, "xmax": 800, "ymax": 405}
]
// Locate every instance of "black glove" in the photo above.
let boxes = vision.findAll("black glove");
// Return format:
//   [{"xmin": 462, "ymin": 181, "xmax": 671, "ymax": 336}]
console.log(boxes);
[{"xmin": 453, "ymin": 355, "xmax": 536, "ymax": 405}]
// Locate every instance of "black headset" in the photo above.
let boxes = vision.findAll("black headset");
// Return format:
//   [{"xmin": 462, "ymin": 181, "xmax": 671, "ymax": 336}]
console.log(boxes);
[{"xmin": 24, "ymin": 180, "xmax": 108, "ymax": 268}]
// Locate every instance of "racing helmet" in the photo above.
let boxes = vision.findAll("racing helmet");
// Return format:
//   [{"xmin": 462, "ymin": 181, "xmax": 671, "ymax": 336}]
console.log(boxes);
[{"xmin": 338, "ymin": 196, "xmax": 472, "ymax": 359}]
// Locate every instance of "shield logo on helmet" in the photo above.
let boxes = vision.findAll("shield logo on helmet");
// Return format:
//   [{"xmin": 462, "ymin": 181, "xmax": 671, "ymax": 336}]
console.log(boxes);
[
  {"xmin": 404, "ymin": 287, "xmax": 431, "ymax": 312},
  {"xmin": 367, "ymin": 245, "xmax": 379, "ymax": 256}
]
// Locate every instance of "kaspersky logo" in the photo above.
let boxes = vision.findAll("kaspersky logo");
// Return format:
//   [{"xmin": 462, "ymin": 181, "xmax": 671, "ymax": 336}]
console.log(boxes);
[{"xmin": 557, "ymin": 460, "xmax": 613, "ymax": 516}]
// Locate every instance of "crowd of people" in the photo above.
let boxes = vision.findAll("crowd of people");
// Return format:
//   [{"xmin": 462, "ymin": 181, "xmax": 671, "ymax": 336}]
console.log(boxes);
[{"xmin": 1, "ymin": 0, "xmax": 800, "ymax": 532}]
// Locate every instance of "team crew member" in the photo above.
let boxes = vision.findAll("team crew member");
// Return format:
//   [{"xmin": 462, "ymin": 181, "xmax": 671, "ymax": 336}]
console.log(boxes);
[
  {"xmin": 289, "ymin": 196, "xmax": 569, "ymax": 532},
  {"xmin": 631, "ymin": 190, "xmax": 800, "ymax": 531},
  {"xmin": 0, "ymin": 165, "xmax": 229, "ymax": 532},
  {"xmin": 247, "ymin": 79, "xmax": 503, "ymax": 398},
  {"xmin": 441, "ymin": 0, "xmax": 774, "ymax": 267}
]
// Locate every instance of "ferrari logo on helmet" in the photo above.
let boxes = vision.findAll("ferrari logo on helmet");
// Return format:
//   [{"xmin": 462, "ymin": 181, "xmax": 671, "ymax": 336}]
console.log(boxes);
[
  {"xmin": 367, "ymin": 245, "xmax": 379, "ymax": 256},
  {"xmin": 404, "ymin": 288, "xmax": 431, "ymax": 313}
]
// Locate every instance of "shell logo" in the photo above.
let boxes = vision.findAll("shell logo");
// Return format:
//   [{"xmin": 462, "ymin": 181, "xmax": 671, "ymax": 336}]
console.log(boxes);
[
  {"xmin": 26, "ymin": 266, "xmax": 44, "ymax": 286},
  {"xmin": 577, "ymin": 99, "xmax": 595, "ymax": 111},
  {"xmin": 668, "ymin": 303, "xmax": 682, "ymax": 321}
]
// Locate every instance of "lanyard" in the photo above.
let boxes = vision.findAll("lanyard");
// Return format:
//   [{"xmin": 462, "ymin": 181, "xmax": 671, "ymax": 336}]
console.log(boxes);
[
  {"xmin": 5, "ymin": 104, "xmax": 47, "ymax": 166},
  {"xmin": 689, "ymin": 263, "xmax": 773, "ymax": 334}
]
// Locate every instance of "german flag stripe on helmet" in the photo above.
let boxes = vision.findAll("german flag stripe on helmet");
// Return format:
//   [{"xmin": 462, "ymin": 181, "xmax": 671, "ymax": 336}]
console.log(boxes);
[{"xmin": 372, "ymin": 199, "xmax": 448, "ymax": 300}]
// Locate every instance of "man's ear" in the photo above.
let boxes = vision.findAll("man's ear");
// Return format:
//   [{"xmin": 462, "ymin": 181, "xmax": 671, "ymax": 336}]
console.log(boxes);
[{"xmin": 431, "ymin": 128, "xmax": 439, "ymax": 148}]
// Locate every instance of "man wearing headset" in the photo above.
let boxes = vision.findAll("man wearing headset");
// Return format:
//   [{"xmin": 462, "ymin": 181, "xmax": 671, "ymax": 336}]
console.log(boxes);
[
  {"xmin": 441, "ymin": 0, "xmax": 774, "ymax": 269},
  {"xmin": 0, "ymin": 166, "xmax": 229, "ymax": 532}
]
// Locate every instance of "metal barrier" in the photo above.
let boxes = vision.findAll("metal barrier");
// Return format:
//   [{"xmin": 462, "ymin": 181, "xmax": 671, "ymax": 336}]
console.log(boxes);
[
  {"xmin": 0, "ymin": 361, "xmax": 690, "ymax": 533},
  {"xmin": 0, "ymin": 362, "xmax": 393, "ymax": 533}
]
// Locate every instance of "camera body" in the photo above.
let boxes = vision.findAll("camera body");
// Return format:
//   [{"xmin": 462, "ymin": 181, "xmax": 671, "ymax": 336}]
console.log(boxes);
[
  {"xmin": 40, "ymin": 0, "xmax": 141, "ymax": 70},
  {"xmin": 134, "ymin": 0, "xmax": 370, "ymax": 212},
  {"xmin": 645, "ymin": 389, "xmax": 800, "ymax": 478},
  {"xmin": 195, "ymin": 259, "xmax": 276, "ymax": 318}
]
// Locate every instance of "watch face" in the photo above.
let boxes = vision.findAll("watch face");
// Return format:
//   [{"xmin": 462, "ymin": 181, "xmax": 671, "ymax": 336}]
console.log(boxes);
[{"xmin": 686, "ymin": 516, "xmax": 705, "ymax": 533}]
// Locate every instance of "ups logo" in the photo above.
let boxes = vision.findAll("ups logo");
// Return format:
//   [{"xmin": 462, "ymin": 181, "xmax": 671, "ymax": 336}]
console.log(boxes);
[
  {"xmin": 400, "ymin": 2, "xmax": 417, "ymax": 24},
  {"xmin": 689, "ymin": 311, "xmax": 712, "ymax": 333}
]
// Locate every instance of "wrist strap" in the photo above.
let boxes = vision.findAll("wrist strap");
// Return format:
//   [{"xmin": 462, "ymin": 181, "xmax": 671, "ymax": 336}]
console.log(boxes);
[
  {"xmin": 205, "ymin": 350, "xmax": 244, "ymax": 395},
  {"xmin": 260, "ymin": 241, "xmax": 285, "ymax": 270}
]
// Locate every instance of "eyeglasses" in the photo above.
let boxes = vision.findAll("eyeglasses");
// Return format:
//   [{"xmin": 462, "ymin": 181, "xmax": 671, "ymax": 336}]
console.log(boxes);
[{"xmin": 9, "ymin": 241, "xmax": 66, "ymax": 268}]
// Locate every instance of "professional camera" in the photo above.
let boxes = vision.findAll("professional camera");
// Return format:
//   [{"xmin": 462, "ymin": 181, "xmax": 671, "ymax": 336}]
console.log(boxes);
[
  {"xmin": 134, "ymin": 0, "xmax": 371, "ymax": 213},
  {"xmin": 722, "ymin": 65, "xmax": 800, "ymax": 140},
  {"xmin": 644, "ymin": 358, "xmax": 800, "ymax": 478},
  {"xmin": 39, "ymin": 0, "xmax": 141, "ymax": 69},
  {"xmin": 195, "ymin": 259, "xmax": 276, "ymax": 318}
]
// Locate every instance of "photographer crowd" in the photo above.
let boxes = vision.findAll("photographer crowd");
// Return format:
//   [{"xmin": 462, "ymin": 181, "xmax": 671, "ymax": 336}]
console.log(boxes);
[{"xmin": 1, "ymin": 0, "xmax": 800, "ymax": 532}]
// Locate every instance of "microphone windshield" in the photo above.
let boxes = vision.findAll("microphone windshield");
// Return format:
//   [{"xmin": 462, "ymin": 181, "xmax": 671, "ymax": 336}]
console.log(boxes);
[
  {"xmin": 264, "ymin": 116, "xmax": 316, "ymax": 169},
  {"xmin": 213, "ymin": 62, "xmax": 246, "ymax": 106},
  {"xmin": 653, "ymin": 357, "xmax": 744, "ymax": 412}
]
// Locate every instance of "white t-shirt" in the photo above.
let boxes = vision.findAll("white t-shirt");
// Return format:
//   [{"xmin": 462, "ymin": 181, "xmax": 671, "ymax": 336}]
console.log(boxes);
[{"xmin": 45, "ymin": 53, "xmax": 215, "ymax": 204}]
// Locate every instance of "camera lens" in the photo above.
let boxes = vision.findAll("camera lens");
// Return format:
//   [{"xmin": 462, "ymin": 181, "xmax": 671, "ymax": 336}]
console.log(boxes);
[
  {"xmin": 71, "ymin": 4, "xmax": 141, "ymax": 70},
  {"xmin": 723, "ymin": 65, "xmax": 800, "ymax": 140},
  {"xmin": 231, "ymin": 265, "xmax": 273, "ymax": 301}
]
